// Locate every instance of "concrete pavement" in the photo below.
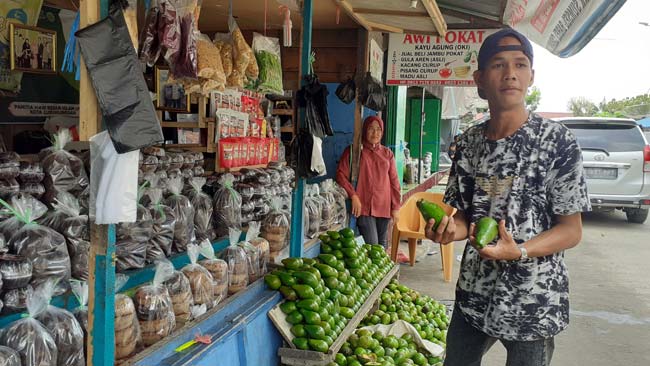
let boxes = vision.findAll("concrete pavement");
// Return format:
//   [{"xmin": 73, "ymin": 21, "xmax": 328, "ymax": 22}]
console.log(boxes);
[{"xmin": 396, "ymin": 209, "xmax": 650, "ymax": 365}]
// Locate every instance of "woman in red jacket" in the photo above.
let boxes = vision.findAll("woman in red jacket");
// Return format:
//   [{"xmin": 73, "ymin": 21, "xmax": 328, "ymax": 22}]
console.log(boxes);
[{"xmin": 336, "ymin": 116, "xmax": 401, "ymax": 247}]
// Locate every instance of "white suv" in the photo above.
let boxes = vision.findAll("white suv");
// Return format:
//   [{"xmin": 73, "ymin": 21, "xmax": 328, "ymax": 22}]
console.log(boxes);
[{"xmin": 555, "ymin": 117, "xmax": 650, "ymax": 223}]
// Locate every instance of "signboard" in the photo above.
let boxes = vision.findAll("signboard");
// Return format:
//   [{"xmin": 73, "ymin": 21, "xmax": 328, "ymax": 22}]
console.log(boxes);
[
  {"xmin": 503, "ymin": 0, "xmax": 627, "ymax": 57},
  {"xmin": 369, "ymin": 38, "xmax": 384, "ymax": 81},
  {"xmin": 9, "ymin": 102, "xmax": 79, "ymax": 117},
  {"xmin": 387, "ymin": 29, "xmax": 498, "ymax": 86}
]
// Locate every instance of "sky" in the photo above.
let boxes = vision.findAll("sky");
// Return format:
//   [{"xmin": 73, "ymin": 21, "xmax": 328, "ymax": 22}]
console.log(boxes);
[{"xmin": 532, "ymin": 0, "xmax": 650, "ymax": 112}]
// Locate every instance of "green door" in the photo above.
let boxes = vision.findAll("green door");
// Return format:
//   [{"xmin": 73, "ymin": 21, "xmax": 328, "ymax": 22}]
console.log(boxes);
[
  {"xmin": 385, "ymin": 86, "xmax": 408, "ymax": 186},
  {"xmin": 408, "ymin": 98, "xmax": 441, "ymax": 172}
]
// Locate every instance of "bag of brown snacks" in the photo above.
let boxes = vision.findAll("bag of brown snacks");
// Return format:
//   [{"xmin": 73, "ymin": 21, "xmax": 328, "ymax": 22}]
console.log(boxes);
[
  {"xmin": 181, "ymin": 244, "xmax": 214, "ymax": 310},
  {"xmin": 0, "ymin": 283, "xmax": 57, "ymax": 366},
  {"xmin": 114, "ymin": 274, "xmax": 142, "ymax": 363},
  {"xmin": 159, "ymin": 259, "xmax": 193, "ymax": 327},
  {"xmin": 223, "ymin": 228, "xmax": 248, "ymax": 295},
  {"xmin": 133, "ymin": 262, "xmax": 176, "ymax": 346},
  {"xmin": 261, "ymin": 198, "xmax": 290, "ymax": 259},
  {"xmin": 35, "ymin": 280, "xmax": 85, "ymax": 366},
  {"xmin": 198, "ymin": 240, "xmax": 228, "ymax": 305}
]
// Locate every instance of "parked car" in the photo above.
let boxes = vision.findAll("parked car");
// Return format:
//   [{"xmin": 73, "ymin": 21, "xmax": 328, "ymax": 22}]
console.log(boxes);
[{"xmin": 554, "ymin": 117, "xmax": 650, "ymax": 223}]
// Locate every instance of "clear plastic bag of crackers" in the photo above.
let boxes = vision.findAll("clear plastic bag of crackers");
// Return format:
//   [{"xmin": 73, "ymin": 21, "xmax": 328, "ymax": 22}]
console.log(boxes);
[
  {"xmin": 114, "ymin": 274, "xmax": 143, "ymax": 362},
  {"xmin": 181, "ymin": 244, "xmax": 214, "ymax": 311},
  {"xmin": 223, "ymin": 228, "xmax": 248, "ymax": 295},
  {"xmin": 133, "ymin": 262, "xmax": 176, "ymax": 347},
  {"xmin": 198, "ymin": 239, "xmax": 228, "ymax": 306}
]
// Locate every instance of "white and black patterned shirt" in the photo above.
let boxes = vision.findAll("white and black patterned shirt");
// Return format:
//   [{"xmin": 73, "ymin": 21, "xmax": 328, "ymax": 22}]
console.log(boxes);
[{"xmin": 444, "ymin": 113, "xmax": 591, "ymax": 341}]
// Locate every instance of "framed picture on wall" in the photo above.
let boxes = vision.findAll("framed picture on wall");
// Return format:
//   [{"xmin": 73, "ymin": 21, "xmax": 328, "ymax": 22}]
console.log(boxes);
[
  {"xmin": 9, "ymin": 23, "xmax": 57, "ymax": 74},
  {"xmin": 155, "ymin": 66, "xmax": 190, "ymax": 112}
]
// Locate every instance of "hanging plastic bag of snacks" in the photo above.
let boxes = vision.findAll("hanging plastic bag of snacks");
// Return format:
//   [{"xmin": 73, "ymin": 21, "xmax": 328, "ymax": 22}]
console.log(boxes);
[
  {"xmin": 69, "ymin": 280, "xmax": 88, "ymax": 357},
  {"xmin": 181, "ymin": 244, "xmax": 214, "ymax": 310},
  {"xmin": 223, "ymin": 228, "xmax": 248, "ymax": 295},
  {"xmin": 145, "ymin": 188, "xmax": 176, "ymax": 262},
  {"xmin": 197, "ymin": 33, "xmax": 226, "ymax": 86},
  {"xmin": 164, "ymin": 177, "xmax": 195, "ymax": 253},
  {"xmin": 260, "ymin": 197, "xmax": 290, "ymax": 257},
  {"xmin": 198, "ymin": 240, "xmax": 228, "ymax": 305},
  {"xmin": 187, "ymin": 177, "xmax": 214, "ymax": 242},
  {"xmin": 114, "ymin": 274, "xmax": 142, "ymax": 362},
  {"xmin": 237, "ymin": 222, "xmax": 262, "ymax": 283},
  {"xmin": 252, "ymin": 33, "xmax": 283, "ymax": 95},
  {"xmin": 53, "ymin": 192, "xmax": 89, "ymax": 281},
  {"xmin": 0, "ymin": 283, "xmax": 57, "ymax": 366},
  {"xmin": 35, "ymin": 280, "xmax": 85, "ymax": 366},
  {"xmin": 41, "ymin": 130, "xmax": 89, "ymax": 205},
  {"xmin": 159, "ymin": 259, "xmax": 194, "ymax": 326},
  {"xmin": 228, "ymin": 17, "xmax": 254, "ymax": 87},
  {"xmin": 133, "ymin": 261, "xmax": 176, "ymax": 346},
  {"xmin": 212, "ymin": 174, "xmax": 242, "ymax": 238},
  {"xmin": 3, "ymin": 196, "xmax": 71, "ymax": 295},
  {"xmin": 213, "ymin": 33, "xmax": 233, "ymax": 78}
]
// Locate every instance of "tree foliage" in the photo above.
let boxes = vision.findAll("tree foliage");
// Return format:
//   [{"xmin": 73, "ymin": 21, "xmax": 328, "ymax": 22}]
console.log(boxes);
[
  {"xmin": 525, "ymin": 86, "xmax": 541, "ymax": 112},
  {"xmin": 567, "ymin": 97, "xmax": 598, "ymax": 116},
  {"xmin": 568, "ymin": 93, "xmax": 650, "ymax": 118}
]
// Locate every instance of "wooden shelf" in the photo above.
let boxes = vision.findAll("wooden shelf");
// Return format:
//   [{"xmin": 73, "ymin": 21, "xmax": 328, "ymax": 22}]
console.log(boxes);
[
  {"xmin": 272, "ymin": 109, "xmax": 294, "ymax": 116},
  {"xmin": 163, "ymin": 144, "xmax": 208, "ymax": 152},
  {"xmin": 161, "ymin": 122, "xmax": 202, "ymax": 128},
  {"xmin": 216, "ymin": 163, "xmax": 269, "ymax": 173},
  {"xmin": 280, "ymin": 126, "xmax": 294, "ymax": 133}
]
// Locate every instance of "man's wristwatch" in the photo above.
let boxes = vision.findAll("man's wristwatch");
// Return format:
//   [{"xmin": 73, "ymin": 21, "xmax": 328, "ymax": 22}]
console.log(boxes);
[{"xmin": 518, "ymin": 246, "xmax": 529, "ymax": 260}]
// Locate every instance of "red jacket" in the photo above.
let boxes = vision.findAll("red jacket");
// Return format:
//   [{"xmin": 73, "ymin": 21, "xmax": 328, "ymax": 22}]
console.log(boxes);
[{"xmin": 336, "ymin": 116, "xmax": 401, "ymax": 218}]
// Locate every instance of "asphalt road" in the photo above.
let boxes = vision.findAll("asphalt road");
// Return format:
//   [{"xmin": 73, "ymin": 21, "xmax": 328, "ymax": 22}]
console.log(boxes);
[{"xmin": 398, "ymin": 209, "xmax": 650, "ymax": 365}]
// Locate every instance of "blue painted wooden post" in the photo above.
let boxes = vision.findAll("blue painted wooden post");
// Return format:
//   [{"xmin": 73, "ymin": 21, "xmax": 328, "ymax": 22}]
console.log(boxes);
[
  {"xmin": 289, "ymin": 0, "xmax": 313, "ymax": 259},
  {"xmin": 88, "ymin": 224, "xmax": 116, "ymax": 366}
]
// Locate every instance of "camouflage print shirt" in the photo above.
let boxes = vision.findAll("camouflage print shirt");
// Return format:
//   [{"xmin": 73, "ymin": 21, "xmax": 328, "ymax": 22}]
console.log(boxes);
[{"xmin": 444, "ymin": 113, "xmax": 591, "ymax": 341}]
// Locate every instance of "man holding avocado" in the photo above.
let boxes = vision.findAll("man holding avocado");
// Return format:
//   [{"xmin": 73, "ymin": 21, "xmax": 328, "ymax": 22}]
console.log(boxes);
[{"xmin": 424, "ymin": 28, "xmax": 591, "ymax": 365}]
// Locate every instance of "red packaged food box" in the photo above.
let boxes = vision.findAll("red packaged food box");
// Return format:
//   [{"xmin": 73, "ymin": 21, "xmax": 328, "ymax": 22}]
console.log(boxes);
[
  {"xmin": 239, "ymin": 138, "xmax": 250, "ymax": 166},
  {"xmin": 270, "ymin": 139, "xmax": 279, "ymax": 162},
  {"xmin": 246, "ymin": 138, "xmax": 256, "ymax": 166},
  {"xmin": 254, "ymin": 138, "xmax": 264, "ymax": 165},
  {"xmin": 219, "ymin": 138, "xmax": 236, "ymax": 168}
]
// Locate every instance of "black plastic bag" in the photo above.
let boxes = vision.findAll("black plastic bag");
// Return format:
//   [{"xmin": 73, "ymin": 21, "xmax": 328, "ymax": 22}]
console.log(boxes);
[
  {"xmin": 335, "ymin": 77, "xmax": 356, "ymax": 104},
  {"xmin": 358, "ymin": 72, "xmax": 386, "ymax": 112},
  {"xmin": 288, "ymin": 131, "xmax": 319, "ymax": 179},
  {"xmin": 75, "ymin": 5, "xmax": 163, "ymax": 153},
  {"xmin": 296, "ymin": 74, "xmax": 333, "ymax": 138}
]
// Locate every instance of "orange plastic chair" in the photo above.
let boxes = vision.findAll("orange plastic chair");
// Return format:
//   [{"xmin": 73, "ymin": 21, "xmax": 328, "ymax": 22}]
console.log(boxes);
[{"xmin": 390, "ymin": 192, "xmax": 457, "ymax": 282}]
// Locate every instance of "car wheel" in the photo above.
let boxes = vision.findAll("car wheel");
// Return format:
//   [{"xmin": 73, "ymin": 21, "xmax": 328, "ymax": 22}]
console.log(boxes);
[{"xmin": 625, "ymin": 208, "xmax": 649, "ymax": 224}]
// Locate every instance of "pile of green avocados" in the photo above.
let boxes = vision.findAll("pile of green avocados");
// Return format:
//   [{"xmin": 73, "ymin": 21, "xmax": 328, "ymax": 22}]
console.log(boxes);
[{"xmin": 264, "ymin": 228, "xmax": 394, "ymax": 352}]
